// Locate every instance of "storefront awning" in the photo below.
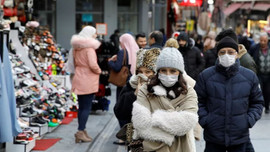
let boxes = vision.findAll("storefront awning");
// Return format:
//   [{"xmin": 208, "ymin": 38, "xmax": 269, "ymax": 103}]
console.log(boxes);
[
  {"xmin": 224, "ymin": 3, "xmax": 243, "ymax": 16},
  {"xmin": 240, "ymin": 2, "xmax": 270, "ymax": 11},
  {"xmin": 253, "ymin": 3, "xmax": 270, "ymax": 11}
]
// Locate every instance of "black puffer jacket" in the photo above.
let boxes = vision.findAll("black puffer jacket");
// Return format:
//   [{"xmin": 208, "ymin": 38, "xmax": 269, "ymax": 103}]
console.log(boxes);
[
  {"xmin": 179, "ymin": 40, "xmax": 205, "ymax": 80},
  {"xmin": 113, "ymin": 82, "xmax": 136, "ymax": 121},
  {"xmin": 203, "ymin": 48, "xmax": 217, "ymax": 69},
  {"xmin": 195, "ymin": 59, "xmax": 264, "ymax": 146}
]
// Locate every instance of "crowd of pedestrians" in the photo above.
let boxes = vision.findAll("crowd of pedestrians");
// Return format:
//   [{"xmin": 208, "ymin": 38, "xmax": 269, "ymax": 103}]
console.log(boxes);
[{"xmin": 66, "ymin": 25, "xmax": 269, "ymax": 152}]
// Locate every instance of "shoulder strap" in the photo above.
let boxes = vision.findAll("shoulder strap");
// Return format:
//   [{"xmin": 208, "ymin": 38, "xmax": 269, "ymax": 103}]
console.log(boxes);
[{"xmin": 122, "ymin": 50, "xmax": 127, "ymax": 66}]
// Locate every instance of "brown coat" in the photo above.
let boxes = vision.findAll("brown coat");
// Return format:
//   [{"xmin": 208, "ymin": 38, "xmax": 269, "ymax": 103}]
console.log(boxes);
[
  {"xmin": 71, "ymin": 35, "xmax": 101, "ymax": 95},
  {"xmin": 132, "ymin": 84, "xmax": 198, "ymax": 152}
]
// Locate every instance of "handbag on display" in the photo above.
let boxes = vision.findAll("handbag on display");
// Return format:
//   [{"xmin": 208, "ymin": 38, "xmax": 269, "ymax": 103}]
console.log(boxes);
[{"xmin": 108, "ymin": 50, "xmax": 129, "ymax": 87}]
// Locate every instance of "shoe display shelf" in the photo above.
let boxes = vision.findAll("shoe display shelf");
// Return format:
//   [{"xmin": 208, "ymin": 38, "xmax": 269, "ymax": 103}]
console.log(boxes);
[
  {"xmin": 29, "ymin": 123, "xmax": 49, "ymax": 137},
  {"xmin": 6, "ymin": 138, "xmax": 35, "ymax": 152},
  {"xmin": 18, "ymin": 105, "xmax": 38, "ymax": 123}
]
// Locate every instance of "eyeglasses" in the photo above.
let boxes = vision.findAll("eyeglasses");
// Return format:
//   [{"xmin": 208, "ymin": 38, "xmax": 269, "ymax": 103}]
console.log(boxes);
[{"xmin": 218, "ymin": 48, "xmax": 237, "ymax": 56}]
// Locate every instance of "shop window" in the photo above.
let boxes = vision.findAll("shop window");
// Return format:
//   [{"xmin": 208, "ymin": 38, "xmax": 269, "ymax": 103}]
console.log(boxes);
[
  {"xmin": 118, "ymin": 0, "xmax": 138, "ymax": 34},
  {"xmin": 76, "ymin": 14, "xmax": 103, "ymax": 33},
  {"xmin": 33, "ymin": 0, "xmax": 56, "ymax": 36},
  {"xmin": 76, "ymin": 0, "xmax": 104, "ymax": 33},
  {"xmin": 76, "ymin": 0, "xmax": 104, "ymax": 12}
]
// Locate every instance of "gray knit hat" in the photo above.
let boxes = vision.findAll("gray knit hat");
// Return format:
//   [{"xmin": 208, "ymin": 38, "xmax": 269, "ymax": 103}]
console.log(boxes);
[{"xmin": 156, "ymin": 47, "xmax": 185, "ymax": 73}]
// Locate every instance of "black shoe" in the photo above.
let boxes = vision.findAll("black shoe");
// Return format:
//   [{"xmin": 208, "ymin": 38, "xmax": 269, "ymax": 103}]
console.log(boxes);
[
  {"xmin": 113, "ymin": 140, "xmax": 125, "ymax": 145},
  {"xmin": 30, "ymin": 117, "xmax": 46, "ymax": 126},
  {"xmin": 21, "ymin": 107, "xmax": 37, "ymax": 117},
  {"xmin": 265, "ymin": 109, "xmax": 269, "ymax": 114}
]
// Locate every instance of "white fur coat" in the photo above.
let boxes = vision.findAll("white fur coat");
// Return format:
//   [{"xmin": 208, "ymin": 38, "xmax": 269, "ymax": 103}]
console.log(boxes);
[{"xmin": 132, "ymin": 84, "xmax": 198, "ymax": 152}]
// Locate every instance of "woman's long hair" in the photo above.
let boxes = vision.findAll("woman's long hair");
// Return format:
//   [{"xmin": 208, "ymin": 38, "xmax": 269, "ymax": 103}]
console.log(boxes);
[{"xmin": 147, "ymin": 71, "xmax": 188, "ymax": 98}]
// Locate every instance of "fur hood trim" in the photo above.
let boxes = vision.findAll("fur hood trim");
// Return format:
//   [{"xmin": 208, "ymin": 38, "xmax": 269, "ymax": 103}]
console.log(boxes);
[
  {"xmin": 152, "ymin": 85, "xmax": 167, "ymax": 96},
  {"xmin": 132, "ymin": 102, "xmax": 174, "ymax": 146},
  {"xmin": 152, "ymin": 84, "xmax": 192, "ymax": 96},
  {"xmin": 71, "ymin": 35, "xmax": 101, "ymax": 49},
  {"xmin": 151, "ymin": 109, "xmax": 198, "ymax": 136}
]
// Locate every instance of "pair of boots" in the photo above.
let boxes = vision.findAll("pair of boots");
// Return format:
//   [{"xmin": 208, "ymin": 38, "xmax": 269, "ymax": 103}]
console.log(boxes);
[{"xmin": 75, "ymin": 130, "xmax": 92, "ymax": 143}]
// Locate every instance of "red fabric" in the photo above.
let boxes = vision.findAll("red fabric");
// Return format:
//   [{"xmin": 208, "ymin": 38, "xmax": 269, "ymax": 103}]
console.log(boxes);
[
  {"xmin": 95, "ymin": 84, "xmax": 105, "ymax": 97},
  {"xmin": 3, "ymin": 7, "xmax": 17, "ymax": 17},
  {"xmin": 32, "ymin": 138, "xmax": 61, "ymax": 151},
  {"xmin": 179, "ymin": 0, "xmax": 202, "ymax": 6},
  {"xmin": 61, "ymin": 117, "xmax": 74, "ymax": 124}
]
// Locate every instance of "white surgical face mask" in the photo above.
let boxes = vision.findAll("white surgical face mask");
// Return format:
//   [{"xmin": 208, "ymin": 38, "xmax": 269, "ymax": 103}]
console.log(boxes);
[
  {"xmin": 158, "ymin": 73, "xmax": 178, "ymax": 87},
  {"xmin": 218, "ymin": 54, "xmax": 236, "ymax": 67}
]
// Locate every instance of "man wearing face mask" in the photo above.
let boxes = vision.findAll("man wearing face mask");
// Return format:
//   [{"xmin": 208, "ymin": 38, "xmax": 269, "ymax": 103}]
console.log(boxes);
[
  {"xmin": 177, "ymin": 32, "xmax": 205, "ymax": 81},
  {"xmin": 195, "ymin": 36, "xmax": 264, "ymax": 152},
  {"xmin": 249, "ymin": 32, "xmax": 270, "ymax": 114}
]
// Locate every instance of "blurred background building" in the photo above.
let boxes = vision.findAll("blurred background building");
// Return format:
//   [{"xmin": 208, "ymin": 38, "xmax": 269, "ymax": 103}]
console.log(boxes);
[{"xmin": 18, "ymin": 0, "xmax": 270, "ymax": 48}]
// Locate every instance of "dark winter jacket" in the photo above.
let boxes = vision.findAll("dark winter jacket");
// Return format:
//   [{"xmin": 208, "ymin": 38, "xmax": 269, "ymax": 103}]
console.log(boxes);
[
  {"xmin": 114, "ymin": 82, "xmax": 136, "ymax": 121},
  {"xmin": 203, "ymin": 48, "xmax": 217, "ymax": 69},
  {"xmin": 195, "ymin": 59, "xmax": 264, "ymax": 146},
  {"xmin": 108, "ymin": 49, "xmax": 129, "ymax": 72},
  {"xmin": 249, "ymin": 42, "xmax": 270, "ymax": 74},
  {"xmin": 149, "ymin": 43, "xmax": 163, "ymax": 49},
  {"xmin": 238, "ymin": 44, "xmax": 257, "ymax": 74},
  {"xmin": 249, "ymin": 42, "xmax": 270, "ymax": 63},
  {"xmin": 179, "ymin": 43, "xmax": 205, "ymax": 80}
]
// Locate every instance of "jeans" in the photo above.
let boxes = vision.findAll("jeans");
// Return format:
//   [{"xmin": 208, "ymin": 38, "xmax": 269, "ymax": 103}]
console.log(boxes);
[
  {"xmin": 204, "ymin": 142, "xmax": 247, "ymax": 152},
  {"xmin": 77, "ymin": 94, "xmax": 94, "ymax": 131},
  {"xmin": 258, "ymin": 74, "xmax": 270, "ymax": 110}
]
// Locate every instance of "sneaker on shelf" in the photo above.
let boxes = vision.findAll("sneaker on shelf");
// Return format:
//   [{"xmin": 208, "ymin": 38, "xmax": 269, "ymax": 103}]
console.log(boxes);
[
  {"xmin": 15, "ymin": 133, "xmax": 27, "ymax": 142},
  {"xmin": 48, "ymin": 121, "xmax": 59, "ymax": 127},
  {"xmin": 70, "ymin": 105, "xmax": 78, "ymax": 112},
  {"xmin": 16, "ymin": 97, "xmax": 31, "ymax": 106},
  {"xmin": 32, "ymin": 106, "xmax": 44, "ymax": 114},
  {"xmin": 21, "ymin": 107, "xmax": 37, "ymax": 117},
  {"xmin": 17, "ymin": 117, "xmax": 29, "ymax": 128},
  {"xmin": 30, "ymin": 117, "xmax": 47, "ymax": 126}
]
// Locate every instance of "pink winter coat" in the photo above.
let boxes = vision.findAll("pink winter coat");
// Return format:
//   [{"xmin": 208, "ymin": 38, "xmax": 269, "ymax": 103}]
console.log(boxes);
[{"xmin": 71, "ymin": 35, "xmax": 101, "ymax": 95}]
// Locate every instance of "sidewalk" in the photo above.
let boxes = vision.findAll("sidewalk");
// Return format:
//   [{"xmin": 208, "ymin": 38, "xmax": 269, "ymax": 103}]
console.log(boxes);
[{"xmin": 32, "ymin": 85, "xmax": 270, "ymax": 152}]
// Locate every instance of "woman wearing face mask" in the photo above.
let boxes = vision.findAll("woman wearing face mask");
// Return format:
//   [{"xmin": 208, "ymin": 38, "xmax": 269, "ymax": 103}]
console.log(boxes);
[
  {"xmin": 71, "ymin": 26, "xmax": 101, "ymax": 143},
  {"xmin": 132, "ymin": 47, "xmax": 198, "ymax": 152},
  {"xmin": 113, "ymin": 48, "xmax": 160, "ymax": 145},
  {"xmin": 195, "ymin": 36, "xmax": 264, "ymax": 152}
]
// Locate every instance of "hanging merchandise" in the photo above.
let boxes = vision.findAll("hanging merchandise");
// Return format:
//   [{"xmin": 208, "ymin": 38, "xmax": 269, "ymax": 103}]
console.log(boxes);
[
  {"xmin": 168, "ymin": 2, "xmax": 177, "ymax": 26},
  {"xmin": 0, "ymin": 31, "xmax": 22, "ymax": 143},
  {"xmin": 17, "ymin": 2, "xmax": 26, "ymax": 23},
  {"xmin": 4, "ymin": 0, "xmax": 14, "ymax": 8},
  {"xmin": 212, "ymin": 0, "xmax": 225, "ymax": 28},
  {"xmin": 186, "ymin": 19, "xmax": 195, "ymax": 32},
  {"xmin": 198, "ymin": 11, "xmax": 211, "ymax": 32},
  {"xmin": 26, "ymin": 0, "xmax": 34, "ymax": 21},
  {"xmin": 179, "ymin": 0, "xmax": 203, "ymax": 7}
]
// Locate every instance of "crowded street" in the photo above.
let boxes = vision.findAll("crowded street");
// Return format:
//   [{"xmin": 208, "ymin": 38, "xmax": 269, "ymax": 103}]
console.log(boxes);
[{"xmin": 1, "ymin": 0, "xmax": 270, "ymax": 152}]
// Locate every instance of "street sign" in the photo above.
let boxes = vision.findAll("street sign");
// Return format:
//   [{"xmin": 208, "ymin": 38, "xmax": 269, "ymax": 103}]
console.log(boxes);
[{"xmin": 96, "ymin": 23, "xmax": 107, "ymax": 35}]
